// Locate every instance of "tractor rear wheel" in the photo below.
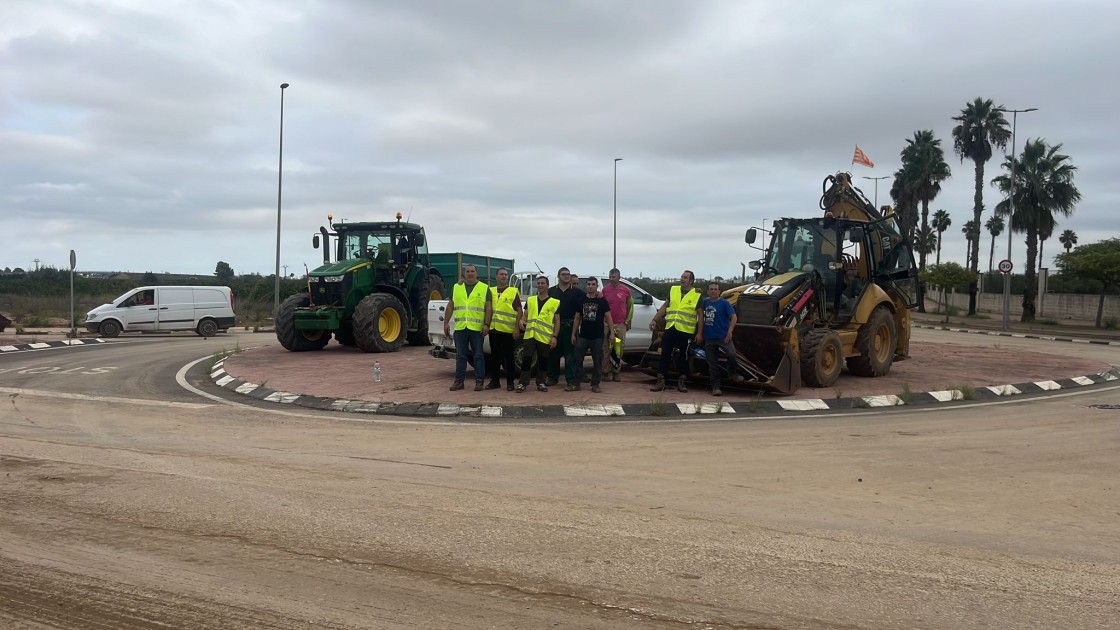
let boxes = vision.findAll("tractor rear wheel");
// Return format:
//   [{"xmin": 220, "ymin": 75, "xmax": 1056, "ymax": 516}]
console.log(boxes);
[
  {"xmin": 276, "ymin": 294, "xmax": 330, "ymax": 352},
  {"xmin": 353, "ymin": 293, "xmax": 408, "ymax": 353},
  {"xmin": 428, "ymin": 273, "xmax": 446, "ymax": 300},
  {"xmin": 800, "ymin": 328, "xmax": 843, "ymax": 388},
  {"xmin": 407, "ymin": 274, "xmax": 432, "ymax": 347},
  {"xmin": 847, "ymin": 306, "xmax": 896, "ymax": 377},
  {"xmin": 334, "ymin": 326, "xmax": 355, "ymax": 346}
]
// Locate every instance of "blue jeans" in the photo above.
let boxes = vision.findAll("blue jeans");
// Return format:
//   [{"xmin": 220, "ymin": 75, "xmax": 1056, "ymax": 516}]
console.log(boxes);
[
  {"xmin": 704, "ymin": 338, "xmax": 737, "ymax": 388},
  {"xmin": 454, "ymin": 328, "xmax": 486, "ymax": 382}
]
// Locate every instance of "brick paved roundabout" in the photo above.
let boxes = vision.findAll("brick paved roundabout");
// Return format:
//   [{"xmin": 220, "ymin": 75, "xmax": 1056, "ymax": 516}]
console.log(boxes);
[{"xmin": 209, "ymin": 325, "xmax": 1119, "ymax": 419}]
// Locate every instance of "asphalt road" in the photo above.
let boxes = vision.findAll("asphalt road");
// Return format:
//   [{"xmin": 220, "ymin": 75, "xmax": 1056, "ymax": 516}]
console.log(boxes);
[{"xmin": 1, "ymin": 331, "xmax": 1118, "ymax": 628}]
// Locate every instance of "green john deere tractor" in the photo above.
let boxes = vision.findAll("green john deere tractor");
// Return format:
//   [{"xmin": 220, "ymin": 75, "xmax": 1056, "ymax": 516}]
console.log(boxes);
[{"xmin": 276, "ymin": 214, "xmax": 445, "ymax": 353}]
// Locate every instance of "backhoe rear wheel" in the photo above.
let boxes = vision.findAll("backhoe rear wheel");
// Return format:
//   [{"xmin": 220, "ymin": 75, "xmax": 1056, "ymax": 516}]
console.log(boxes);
[
  {"xmin": 276, "ymin": 294, "xmax": 330, "ymax": 352},
  {"xmin": 353, "ymin": 293, "xmax": 408, "ymax": 353},
  {"xmin": 847, "ymin": 306, "xmax": 896, "ymax": 377},
  {"xmin": 800, "ymin": 328, "xmax": 843, "ymax": 388}
]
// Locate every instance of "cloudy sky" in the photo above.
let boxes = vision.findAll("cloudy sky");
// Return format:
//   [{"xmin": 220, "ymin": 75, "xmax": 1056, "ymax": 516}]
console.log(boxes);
[{"xmin": 2, "ymin": 0, "xmax": 1116, "ymax": 282}]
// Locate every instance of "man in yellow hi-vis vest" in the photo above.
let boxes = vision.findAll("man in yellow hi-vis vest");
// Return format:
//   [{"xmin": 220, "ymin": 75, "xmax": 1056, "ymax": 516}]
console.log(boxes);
[
  {"xmin": 486, "ymin": 267, "xmax": 523, "ymax": 391},
  {"xmin": 443, "ymin": 264, "xmax": 492, "ymax": 391},
  {"xmin": 648, "ymin": 270, "xmax": 702, "ymax": 393},
  {"xmin": 517, "ymin": 275, "xmax": 560, "ymax": 393}
]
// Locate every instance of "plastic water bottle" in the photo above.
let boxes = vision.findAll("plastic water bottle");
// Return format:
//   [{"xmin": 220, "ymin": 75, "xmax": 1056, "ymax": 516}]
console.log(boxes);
[{"xmin": 373, "ymin": 360, "xmax": 382, "ymax": 383}]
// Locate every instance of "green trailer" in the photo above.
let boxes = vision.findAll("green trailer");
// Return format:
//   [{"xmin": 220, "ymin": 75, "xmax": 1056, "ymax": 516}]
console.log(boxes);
[{"xmin": 276, "ymin": 213, "xmax": 513, "ymax": 353}]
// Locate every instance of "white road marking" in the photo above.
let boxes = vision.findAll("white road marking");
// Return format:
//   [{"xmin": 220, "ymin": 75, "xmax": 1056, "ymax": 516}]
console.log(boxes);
[{"xmin": 0, "ymin": 386, "xmax": 212, "ymax": 409}]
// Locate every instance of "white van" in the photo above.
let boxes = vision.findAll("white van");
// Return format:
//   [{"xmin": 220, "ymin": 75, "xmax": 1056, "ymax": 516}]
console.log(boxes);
[{"xmin": 84, "ymin": 286, "xmax": 236, "ymax": 338}]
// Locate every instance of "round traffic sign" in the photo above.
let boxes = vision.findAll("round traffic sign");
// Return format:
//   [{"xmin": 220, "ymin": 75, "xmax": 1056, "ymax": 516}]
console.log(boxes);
[{"xmin": 998, "ymin": 259, "xmax": 1013, "ymax": 274}]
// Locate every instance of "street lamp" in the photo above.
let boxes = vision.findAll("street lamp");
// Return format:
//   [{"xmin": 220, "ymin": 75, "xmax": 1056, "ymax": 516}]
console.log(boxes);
[
  {"xmin": 274, "ymin": 82, "xmax": 290, "ymax": 318},
  {"xmin": 861, "ymin": 175, "xmax": 890, "ymax": 209},
  {"xmin": 997, "ymin": 106, "xmax": 1038, "ymax": 331},
  {"xmin": 613, "ymin": 157, "xmax": 622, "ymax": 270}
]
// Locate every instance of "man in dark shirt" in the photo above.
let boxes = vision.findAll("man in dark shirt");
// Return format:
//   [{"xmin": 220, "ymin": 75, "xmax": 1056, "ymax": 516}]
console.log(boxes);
[
  {"xmin": 567, "ymin": 276, "xmax": 615, "ymax": 393},
  {"xmin": 547, "ymin": 267, "xmax": 584, "ymax": 386}
]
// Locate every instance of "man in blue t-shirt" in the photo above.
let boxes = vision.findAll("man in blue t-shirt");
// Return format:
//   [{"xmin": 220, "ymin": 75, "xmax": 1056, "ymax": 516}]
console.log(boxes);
[{"xmin": 695, "ymin": 282, "xmax": 743, "ymax": 396}]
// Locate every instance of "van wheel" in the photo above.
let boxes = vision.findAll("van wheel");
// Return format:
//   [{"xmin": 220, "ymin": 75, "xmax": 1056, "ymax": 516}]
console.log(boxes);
[
  {"xmin": 98, "ymin": 320, "xmax": 122, "ymax": 338},
  {"xmin": 276, "ymin": 293, "xmax": 330, "ymax": 352},
  {"xmin": 196, "ymin": 319, "xmax": 219, "ymax": 338}
]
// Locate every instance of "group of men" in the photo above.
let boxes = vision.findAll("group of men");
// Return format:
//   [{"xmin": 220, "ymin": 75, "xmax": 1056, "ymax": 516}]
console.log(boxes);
[{"xmin": 442, "ymin": 265, "xmax": 742, "ymax": 396}]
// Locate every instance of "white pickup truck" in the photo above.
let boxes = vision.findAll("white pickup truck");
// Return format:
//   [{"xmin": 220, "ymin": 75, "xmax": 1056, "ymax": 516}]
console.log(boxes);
[{"xmin": 427, "ymin": 271, "xmax": 664, "ymax": 363}]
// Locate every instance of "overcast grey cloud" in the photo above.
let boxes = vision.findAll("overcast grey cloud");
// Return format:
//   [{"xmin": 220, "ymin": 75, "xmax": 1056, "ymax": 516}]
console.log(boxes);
[{"xmin": 2, "ymin": 0, "xmax": 1117, "ymax": 281}]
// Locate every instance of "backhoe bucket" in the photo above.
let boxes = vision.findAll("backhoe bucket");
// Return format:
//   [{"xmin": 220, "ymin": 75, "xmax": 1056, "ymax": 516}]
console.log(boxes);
[{"xmin": 729, "ymin": 325, "xmax": 800, "ymax": 395}]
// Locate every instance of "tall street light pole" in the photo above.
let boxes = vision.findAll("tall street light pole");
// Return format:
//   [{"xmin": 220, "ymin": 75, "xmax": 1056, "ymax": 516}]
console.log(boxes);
[
  {"xmin": 613, "ymin": 158, "xmax": 622, "ymax": 270},
  {"xmin": 862, "ymin": 175, "xmax": 890, "ymax": 208},
  {"xmin": 998, "ymin": 106, "xmax": 1038, "ymax": 332},
  {"xmin": 274, "ymin": 82, "xmax": 290, "ymax": 318}
]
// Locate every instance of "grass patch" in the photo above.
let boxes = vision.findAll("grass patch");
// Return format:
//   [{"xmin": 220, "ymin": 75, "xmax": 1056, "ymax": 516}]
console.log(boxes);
[
  {"xmin": 649, "ymin": 395, "xmax": 668, "ymax": 416},
  {"xmin": 834, "ymin": 388, "xmax": 845, "ymax": 399},
  {"xmin": 958, "ymin": 384, "xmax": 976, "ymax": 400},
  {"xmin": 748, "ymin": 393, "xmax": 763, "ymax": 413},
  {"xmin": 856, "ymin": 397, "xmax": 871, "ymax": 408},
  {"xmin": 1104, "ymin": 316, "xmax": 1118, "ymax": 330},
  {"xmin": 204, "ymin": 342, "xmax": 244, "ymax": 373},
  {"xmin": 899, "ymin": 383, "xmax": 912, "ymax": 405}
]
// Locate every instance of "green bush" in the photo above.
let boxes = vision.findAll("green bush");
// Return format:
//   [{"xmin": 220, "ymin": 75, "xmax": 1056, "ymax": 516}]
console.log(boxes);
[{"xmin": 1105, "ymin": 316, "xmax": 1118, "ymax": 330}]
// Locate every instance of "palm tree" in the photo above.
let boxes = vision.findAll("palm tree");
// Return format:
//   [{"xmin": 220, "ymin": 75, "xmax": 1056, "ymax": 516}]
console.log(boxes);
[
  {"xmin": 961, "ymin": 220, "xmax": 980, "ymax": 265},
  {"xmin": 1059, "ymin": 229, "xmax": 1078, "ymax": 254},
  {"xmin": 932, "ymin": 209, "xmax": 952, "ymax": 264},
  {"xmin": 1038, "ymin": 222, "xmax": 1054, "ymax": 271},
  {"xmin": 992, "ymin": 139, "xmax": 1080, "ymax": 321},
  {"xmin": 952, "ymin": 98, "xmax": 1011, "ymax": 314},
  {"xmin": 985, "ymin": 215, "xmax": 1004, "ymax": 273},
  {"xmin": 899, "ymin": 130, "xmax": 952, "ymax": 271},
  {"xmin": 914, "ymin": 223, "xmax": 937, "ymax": 265}
]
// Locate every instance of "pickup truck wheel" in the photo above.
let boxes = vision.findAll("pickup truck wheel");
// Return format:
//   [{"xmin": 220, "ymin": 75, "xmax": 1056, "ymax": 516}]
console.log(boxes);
[
  {"xmin": 847, "ymin": 306, "xmax": 896, "ymax": 377},
  {"xmin": 276, "ymin": 293, "xmax": 330, "ymax": 352},
  {"xmin": 353, "ymin": 294, "xmax": 407, "ymax": 353},
  {"xmin": 98, "ymin": 320, "xmax": 122, "ymax": 338},
  {"xmin": 196, "ymin": 318, "xmax": 219, "ymax": 338},
  {"xmin": 800, "ymin": 328, "xmax": 843, "ymax": 388}
]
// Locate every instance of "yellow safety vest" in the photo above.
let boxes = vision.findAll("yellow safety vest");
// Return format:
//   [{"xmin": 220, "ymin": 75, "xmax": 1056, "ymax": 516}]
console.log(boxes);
[
  {"xmin": 524, "ymin": 295, "xmax": 559, "ymax": 344},
  {"xmin": 665, "ymin": 285, "xmax": 701, "ymax": 334},
  {"xmin": 453, "ymin": 281, "xmax": 489, "ymax": 331},
  {"xmin": 490, "ymin": 286, "xmax": 519, "ymax": 334}
]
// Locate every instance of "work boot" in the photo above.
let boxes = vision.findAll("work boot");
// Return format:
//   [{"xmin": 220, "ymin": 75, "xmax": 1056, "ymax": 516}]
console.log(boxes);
[
  {"xmin": 546, "ymin": 378, "xmax": 559, "ymax": 386},
  {"xmin": 591, "ymin": 385, "xmax": 602, "ymax": 393},
  {"xmin": 506, "ymin": 382, "xmax": 515, "ymax": 391},
  {"xmin": 712, "ymin": 386, "xmax": 722, "ymax": 397},
  {"xmin": 612, "ymin": 372, "xmax": 621, "ymax": 382},
  {"xmin": 565, "ymin": 383, "xmax": 581, "ymax": 392},
  {"xmin": 730, "ymin": 373, "xmax": 745, "ymax": 383},
  {"xmin": 474, "ymin": 379, "xmax": 484, "ymax": 391},
  {"xmin": 449, "ymin": 380, "xmax": 465, "ymax": 391},
  {"xmin": 650, "ymin": 376, "xmax": 666, "ymax": 392},
  {"xmin": 677, "ymin": 379, "xmax": 688, "ymax": 393},
  {"xmin": 486, "ymin": 380, "xmax": 501, "ymax": 390}
]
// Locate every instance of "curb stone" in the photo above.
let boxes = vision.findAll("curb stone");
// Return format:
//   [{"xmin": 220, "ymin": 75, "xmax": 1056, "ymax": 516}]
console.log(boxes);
[
  {"xmin": 0, "ymin": 338, "xmax": 106, "ymax": 352},
  {"xmin": 914, "ymin": 323, "xmax": 1120, "ymax": 345},
  {"xmin": 209, "ymin": 359, "xmax": 1120, "ymax": 420}
]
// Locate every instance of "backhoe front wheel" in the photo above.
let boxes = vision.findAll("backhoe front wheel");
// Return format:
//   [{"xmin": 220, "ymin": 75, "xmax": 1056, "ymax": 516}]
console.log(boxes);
[
  {"xmin": 353, "ymin": 294, "xmax": 408, "ymax": 353},
  {"xmin": 276, "ymin": 294, "xmax": 330, "ymax": 352},
  {"xmin": 847, "ymin": 306, "xmax": 896, "ymax": 377},
  {"xmin": 800, "ymin": 328, "xmax": 843, "ymax": 388}
]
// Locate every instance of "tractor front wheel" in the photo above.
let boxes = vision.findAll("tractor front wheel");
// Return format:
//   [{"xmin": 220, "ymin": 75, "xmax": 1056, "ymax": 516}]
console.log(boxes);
[
  {"xmin": 353, "ymin": 294, "xmax": 408, "ymax": 353},
  {"xmin": 276, "ymin": 294, "xmax": 330, "ymax": 352}
]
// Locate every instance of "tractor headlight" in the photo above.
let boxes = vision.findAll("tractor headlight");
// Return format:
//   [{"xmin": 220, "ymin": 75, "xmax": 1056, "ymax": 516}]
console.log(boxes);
[
  {"xmin": 308, "ymin": 276, "xmax": 319, "ymax": 283},
  {"xmin": 322, "ymin": 275, "xmax": 345, "ymax": 283}
]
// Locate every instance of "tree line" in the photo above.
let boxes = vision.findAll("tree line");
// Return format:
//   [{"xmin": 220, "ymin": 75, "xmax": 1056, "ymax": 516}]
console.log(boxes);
[{"xmin": 889, "ymin": 96, "xmax": 1082, "ymax": 322}]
